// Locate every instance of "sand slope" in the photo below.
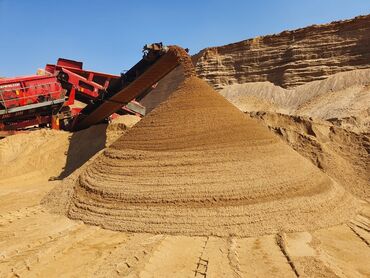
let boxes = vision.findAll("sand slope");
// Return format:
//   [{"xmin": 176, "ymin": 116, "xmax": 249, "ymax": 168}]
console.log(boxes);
[
  {"xmin": 249, "ymin": 111, "xmax": 370, "ymax": 199},
  {"xmin": 219, "ymin": 69, "xmax": 370, "ymax": 132}
]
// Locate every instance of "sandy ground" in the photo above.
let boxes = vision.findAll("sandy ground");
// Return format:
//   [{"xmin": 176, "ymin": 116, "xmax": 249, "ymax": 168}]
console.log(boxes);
[
  {"xmin": 1, "ymin": 51, "xmax": 369, "ymax": 276},
  {"xmin": 0, "ymin": 78, "xmax": 368, "ymax": 277},
  {"xmin": 0, "ymin": 115, "xmax": 369, "ymax": 276},
  {"xmin": 0, "ymin": 176, "xmax": 369, "ymax": 277}
]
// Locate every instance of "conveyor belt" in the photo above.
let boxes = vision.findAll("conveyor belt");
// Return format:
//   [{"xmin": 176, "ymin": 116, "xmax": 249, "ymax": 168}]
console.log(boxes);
[{"xmin": 72, "ymin": 45, "xmax": 182, "ymax": 131}]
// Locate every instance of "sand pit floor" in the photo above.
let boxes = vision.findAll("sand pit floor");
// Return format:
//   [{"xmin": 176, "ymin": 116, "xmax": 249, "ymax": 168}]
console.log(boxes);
[{"xmin": 0, "ymin": 177, "xmax": 369, "ymax": 277}]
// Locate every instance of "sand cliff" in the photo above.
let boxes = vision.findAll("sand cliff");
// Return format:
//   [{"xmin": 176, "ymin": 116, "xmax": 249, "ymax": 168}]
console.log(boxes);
[{"xmin": 195, "ymin": 15, "xmax": 370, "ymax": 89}]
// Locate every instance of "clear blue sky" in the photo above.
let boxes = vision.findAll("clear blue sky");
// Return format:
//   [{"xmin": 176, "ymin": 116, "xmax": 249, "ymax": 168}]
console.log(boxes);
[{"xmin": 1, "ymin": 0, "xmax": 369, "ymax": 77}]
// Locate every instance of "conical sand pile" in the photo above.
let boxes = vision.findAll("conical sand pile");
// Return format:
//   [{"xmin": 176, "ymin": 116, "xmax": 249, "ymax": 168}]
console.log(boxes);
[{"xmin": 54, "ymin": 49, "xmax": 357, "ymax": 237}]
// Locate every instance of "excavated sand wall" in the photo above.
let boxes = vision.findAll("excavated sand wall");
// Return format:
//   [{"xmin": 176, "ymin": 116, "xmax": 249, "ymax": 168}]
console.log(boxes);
[{"xmin": 195, "ymin": 15, "xmax": 370, "ymax": 89}]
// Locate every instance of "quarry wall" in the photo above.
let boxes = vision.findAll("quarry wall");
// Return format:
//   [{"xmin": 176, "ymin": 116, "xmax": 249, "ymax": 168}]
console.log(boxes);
[{"xmin": 195, "ymin": 15, "xmax": 370, "ymax": 89}]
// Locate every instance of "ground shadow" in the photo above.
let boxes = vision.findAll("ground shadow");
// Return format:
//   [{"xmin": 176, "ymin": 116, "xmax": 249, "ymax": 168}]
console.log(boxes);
[{"xmin": 50, "ymin": 124, "xmax": 108, "ymax": 180}]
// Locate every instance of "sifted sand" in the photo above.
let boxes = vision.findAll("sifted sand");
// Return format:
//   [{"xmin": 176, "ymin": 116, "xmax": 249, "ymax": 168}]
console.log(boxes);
[{"xmin": 45, "ymin": 75, "xmax": 358, "ymax": 237}]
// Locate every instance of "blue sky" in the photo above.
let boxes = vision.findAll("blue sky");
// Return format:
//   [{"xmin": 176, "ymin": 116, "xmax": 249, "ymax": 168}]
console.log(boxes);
[{"xmin": 0, "ymin": 0, "xmax": 369, "ymax": 76}]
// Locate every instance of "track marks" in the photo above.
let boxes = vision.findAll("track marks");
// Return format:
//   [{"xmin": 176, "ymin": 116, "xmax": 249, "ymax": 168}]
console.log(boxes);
[
  {"xmin": 312, "ymin": 225, "xmax": 370, "ymax": 277},
  {"xmin": 283, "ymin": 231, "xmax": 341, "ymax": 277},
  {"xmin": 30, "ymin": 228, "xmax": 130, "ymax": 277},
  {"xmin": 93, "ymin": 233, "xmax": 165, "ymax": 277},
  {"xmin": 197, "ymin": 237, "xmax": 240, "ymax": 277},
  {"xmin": 138, "ymin": 236, "xmax": 204, "ymax": 277},
  {"xmin": 0, "ymin": 214, "xmax": 85, "ymax": 277},
  {"xmin": 226, "ymin": 237, "xmax": 242, "ymax": 278},
  {"xmin": 234, "ymin": 235, "xmax": 296, "ymax": 277},
  {"xmin": 0, "ymin": 205, "xmax": 43, "ymax": 226},
  {"xmin": 276, "ymin": 233, "xmax": 299, "ymax": 277},
  {"xmin": 1, "ymin": 212, "xmax": 132, "ymax": 278},
  {"xmin": 194, "ymin": 237, "xmax": 209, "ymax": 277}
]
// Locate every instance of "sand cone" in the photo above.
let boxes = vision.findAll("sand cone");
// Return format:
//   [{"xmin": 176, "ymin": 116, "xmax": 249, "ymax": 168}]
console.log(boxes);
[{"xmin": 61, "ymin": 75, "xmax": 357, "ymax": 237}]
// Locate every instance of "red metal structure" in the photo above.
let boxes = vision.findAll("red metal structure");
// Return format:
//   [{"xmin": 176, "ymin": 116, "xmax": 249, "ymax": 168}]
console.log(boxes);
[
  {"xmin": 0, "ymin": 59, "xmax": 146, "ymax": 132},
  {"xmin": 0, "ymin": 43, "xmax": 182, "ymax": 134},
  {"xmin": 45, "ymin": 59, "xmax": 118, "ymax": 105},
  {"xmin": 0, "ymin": 75, "xmax": 65, "ymax": 131},
  {"xmin": 46, "ymin": 58, "xmax": 146, "ymax": 116}
]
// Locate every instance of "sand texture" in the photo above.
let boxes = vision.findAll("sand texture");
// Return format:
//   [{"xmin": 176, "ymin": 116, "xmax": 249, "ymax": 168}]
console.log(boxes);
[
  {"xmin": 1, "ymin": 117, "xmax": 369, "ymax": 277},
  {"xmin": 195, "ymin": 15, "xmax": 370, "ymax": 89},
  {"xmin": 220, "ymin": 68, "xmax": 370, "ymax": 132},
  {"xmin": 2, "ymin": 178, "xmax": 369, "ymax": 277},
  {"xmin": 1, "ymin": 14, "xmax": 369, "ymax": 277},
  {"xmin": 46, "ymin": 76, "xmax": 357, "ymax": 237},
  {"xmin": 0, "ymin": 115, "xmax": 140, "ymax": 181},
  {"xmin": 249, "ymin": 111, "xmax": 370, "ymax": 199}
]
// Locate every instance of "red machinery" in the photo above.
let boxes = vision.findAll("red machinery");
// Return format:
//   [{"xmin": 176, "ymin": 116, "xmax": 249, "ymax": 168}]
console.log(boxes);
[
  {"xmin": 1, "ymin": 58, "xmax": 145, "ymax": 132},
  {"xmin": 0, "ymin": 43, "xmax": 183, "ymax": 134},
  {"xmin": 45, "ymin": 58, "xmax": 145, "ymax": 116},
  {"xmin": 0, "ymin": 75, "xmax": 65, "ymax": 131}
]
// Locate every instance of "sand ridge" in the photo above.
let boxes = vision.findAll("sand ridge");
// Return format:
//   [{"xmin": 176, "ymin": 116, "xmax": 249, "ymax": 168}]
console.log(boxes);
[{"xmin": 45, "ymin": 75, "xmax": 359, "ymax": 237}]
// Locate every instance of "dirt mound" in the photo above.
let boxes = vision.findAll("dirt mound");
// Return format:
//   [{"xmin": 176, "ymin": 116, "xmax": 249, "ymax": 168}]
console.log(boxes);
[
  {"xmin": 47, "ymin": 76, "xmax": 358, "ymax": 237},
  {"xmin": 168, "ymin": 45, "xmax": 196, "ymax": 78},
  {"xmin": 249, "ymin": 111, "xmax": 370, "ymax": 199},
  {"xmin": 0, "ymin": 115, "xmax": 140, "ymax": 181},
  {"xmin": 0, "ymin": 129, "xmax": 70, "ymax": 180}
]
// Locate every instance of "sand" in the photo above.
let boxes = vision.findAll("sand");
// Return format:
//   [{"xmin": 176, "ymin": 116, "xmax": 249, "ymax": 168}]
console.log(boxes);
[
  {"xmin": 219, "ymin": 68, "xmax": 370, "ymax": 133},
  {"xmin": 0, "ymin": 83, "xmax": 368, "ymax": 276},
  {"xmin": 0, "ymin": 115, "xmax": 140, "ymax": 181},
  {"xmin": 1, "ymin": 117, "xmax": 368, "ymax": 277},
  {"xmin": 2, "ymin": 181, "xmax": 369, "ymax": 277},
  {"xmin": 249, "ymin": 111, "xmax": 370, "ymax": 199},
  {"xmin": 44, "ymin": 75, "xmax": 358, "ymax": 237}
]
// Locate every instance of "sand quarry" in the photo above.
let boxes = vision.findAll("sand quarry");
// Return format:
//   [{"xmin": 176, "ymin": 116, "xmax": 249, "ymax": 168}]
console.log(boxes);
[{"xmin": 1, "ymin": 30, "xmax": 370, "ymax": 278}]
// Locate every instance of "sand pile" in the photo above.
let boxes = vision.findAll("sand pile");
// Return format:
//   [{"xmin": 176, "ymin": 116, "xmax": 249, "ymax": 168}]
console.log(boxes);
[
  {"xmin": 249, "ymin": 111, "xmax": 370, "ymax": 199},
  {"xmin": 46, "ymin": 73, "xmax": 358, "ymax": 237},
  {"xmin": 0, "ymin": 115, "xmax": 140, "ymax": 181},
  {"xmin": 0, "ymin": 129, "xmax": 70, "ymax": 180}
]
